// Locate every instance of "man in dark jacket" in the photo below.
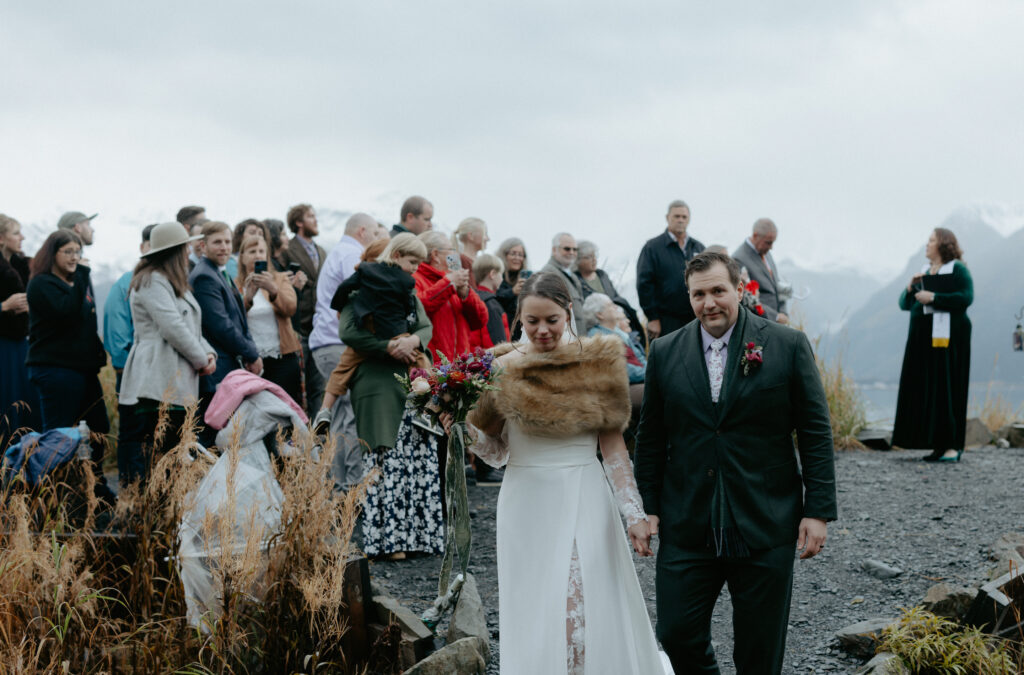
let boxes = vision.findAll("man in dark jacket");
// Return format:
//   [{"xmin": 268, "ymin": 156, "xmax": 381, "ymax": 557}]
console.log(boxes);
[
  {"xmin": 636, "ymin": 199, "xmax": 705, "ymax": 340},
  {"xmin": 189, "ymin": 221, "xmax": 262, "ymax": 392},
  {"xmin": 390, "ymin": 195, "xmax": 434, "ymax": 238}
]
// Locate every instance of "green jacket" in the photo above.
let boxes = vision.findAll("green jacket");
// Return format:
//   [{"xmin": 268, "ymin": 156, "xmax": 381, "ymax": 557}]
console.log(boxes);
[
  {"xmin": 634, "ymin": 308, "xmax": 837, "ymax": 551},
  {"xmin": 339, "ymin": 296, "xmax": 432, "ymax": 451}
]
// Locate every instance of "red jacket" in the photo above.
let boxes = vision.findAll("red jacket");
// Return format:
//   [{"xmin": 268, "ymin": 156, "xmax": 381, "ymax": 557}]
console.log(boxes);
[{"xmin": 414, "ymin": 263, "xmax": 489, "ymax": 363}]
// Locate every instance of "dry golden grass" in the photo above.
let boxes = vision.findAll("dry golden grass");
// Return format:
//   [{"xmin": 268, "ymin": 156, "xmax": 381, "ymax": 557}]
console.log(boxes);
[{"xmin": 0, "ymin": 402, "xmax": 378, "ymax": 674}]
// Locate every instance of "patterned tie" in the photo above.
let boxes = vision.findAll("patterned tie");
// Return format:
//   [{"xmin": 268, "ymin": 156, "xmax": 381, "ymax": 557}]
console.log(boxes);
[{"xmin": 709, "ymin": 339, "xmax": 725, "ymax": 403}]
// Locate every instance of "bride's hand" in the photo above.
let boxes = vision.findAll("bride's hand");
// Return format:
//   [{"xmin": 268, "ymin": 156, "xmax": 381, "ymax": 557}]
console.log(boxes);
[
  {"xmin": 440, "ymin": 412, "xmax": 454, "ymax": 435},
  {"xmin": 628, "ymin": 519, "xmax": 653, "ymax": 557}
]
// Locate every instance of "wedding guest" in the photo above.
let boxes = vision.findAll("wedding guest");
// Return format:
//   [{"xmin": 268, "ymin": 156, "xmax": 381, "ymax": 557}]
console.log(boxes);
[
  {"xmin": 636, "ymin": 199, "xmax": 705, "ymax": 339},
  {"xmin": 374, "ymin": 223, "xmax": 390, "ymax": 241},
  {"xmin": 235, "ymin": 234, "xmax": 302, "ymax": 406},
  {"xmin": 104, "ymin": 224, "xmax": 156, "ymax": 386},
  {"xmin": 176, "ymin": 205, "xmax": 208, "ymax": 231},
  {"xmin": 311, "ymin": 234, "xmax": 426, "ymax": 434},
  {"xmin": 390, "ymin": 195, "xmax": 433, "ymax": 238},
  {"xmin": 56, "ymin": 211, "xmax": 98, "ymax": 252},
  {"xmin": 584, "ymin": 292, "xmax": 646, "ymax": 436},
  {"xmin": 309, "ymin": 213, "xmax": 376, "ymax": 490},
  {"xmin": 574, "ymin": 240, "xmax": 643, "ymax": 335},
  {"xmin": 471, "ymin": 253, "xmax": 510, "ymax": 348},
  {"xmin": 452, "ymin": 217, "xmax": 489, "ymax": 268},
  {"xmin": 281, "ymin": 204, "xmax": 327, "ymax": 414},
  {"xmin": 495, "ymin": 237, "xmax": 530, "ymax": 340},
  {"xmin": 893, "ymin": 228, "xmax": 973, "ymax": 462},
  {"xmin": 732, "ymin": 218, "xmax": 789, "ymax": 323},
  {"xmin": 263, "ymin": 218, "xmax": 289, "ymax": 271},
  {"xmin": 0, "ymin": 214, "xmax": 40, "ymax": 446},
  {"xmin": 414, "ymin": 230, "xmax": 488, "ymax": 363},
  {"xmin": 189, "ymin": 221, "xmax": 261, "ymax": 411},
  {"xmin": 118, "ymin": 222, "xmax": 215, "ymax": 484},
  {"xmin": 338, "ymin": 258, "xmax": 443, "ymax": 559},
  {"xmin": 26, "ymin": 230, "xmax": 114, "ymax": 502},
  {"xmin": 539, "ymin": 232, "xmax": 586, "ymax": 337}
]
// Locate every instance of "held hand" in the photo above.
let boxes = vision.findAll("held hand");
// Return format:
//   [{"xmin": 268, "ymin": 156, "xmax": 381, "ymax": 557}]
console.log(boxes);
[
  {"xmin": 440, "ymin": 411, "xmax": 454, "ymax": 435},
  {"xmin": 198, "ymin": 354, "xmax": 217, "ymax": 376},
  {"xmin": 907, "ymin": 273, "xmax": 923, "ymax": 293},
  {"xmin": 646, "ymin": 319, "xmax": 661, "ymax": 341},
  {"xmin": 243, "ymin": 275, "xmax": 258, "ymax": 302},
  {"xmin": 914, "ymin": 290, "xmax": 935, "ymax": 305},
  {"xmin": 776, "ymin": 312, "xmax": 789, "ymax": 325},
  {"xmin": 291, "ymin": 270, "xmax": 308, "ymax": 290},
  {"xmin": 1, "ymin": 292, "xmax": 28, "ymax": 314},
  {"xmin": 797, "ymin": 518, "xmax": 827, "ymax": 560},
  {"xmin": 628, "ymin": 519, "xmax": 654, "ymax": 557},
  {"xmin": 647, "ymin": 514, "xmax": 659, "ymax": 537},
  {"xmin": 512, "ymin": 278, "xmax": 525, "ymax": 295},
  {"xmin": 253, "ymin": 271, "xmax": 276, "ymax": 292},
  {"xmin": 245, "ymin": 357, "xmax": 264, "ymax": 375}
]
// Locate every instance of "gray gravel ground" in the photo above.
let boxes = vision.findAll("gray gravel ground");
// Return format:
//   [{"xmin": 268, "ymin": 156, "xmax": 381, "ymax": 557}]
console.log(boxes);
[{"xmin": 371, "ymin": 445, "xmax": 1024, "ymax": 674}]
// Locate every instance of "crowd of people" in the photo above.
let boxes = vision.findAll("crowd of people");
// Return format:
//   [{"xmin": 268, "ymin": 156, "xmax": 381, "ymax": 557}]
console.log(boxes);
[{"xmin": 0, "ymin": 199, "xmax": 801, "ymax": 555}]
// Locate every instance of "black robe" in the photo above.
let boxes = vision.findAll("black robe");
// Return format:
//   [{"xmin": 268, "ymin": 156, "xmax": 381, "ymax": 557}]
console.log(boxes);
[{"xmin": 892, "ymin": 261, "xmax": 973, "ymax": 451}]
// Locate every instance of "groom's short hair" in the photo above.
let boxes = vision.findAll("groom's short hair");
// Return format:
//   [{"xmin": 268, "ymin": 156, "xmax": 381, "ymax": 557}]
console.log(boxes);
[{"xmin": 685, "ymin": 250, "xmax": 741, "ymax": 287}]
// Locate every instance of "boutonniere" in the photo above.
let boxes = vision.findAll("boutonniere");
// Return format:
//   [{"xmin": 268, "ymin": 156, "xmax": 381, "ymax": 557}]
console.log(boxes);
[{"xmin": 740, "ymin": 342, "xmax": 763, "ymax": 375}]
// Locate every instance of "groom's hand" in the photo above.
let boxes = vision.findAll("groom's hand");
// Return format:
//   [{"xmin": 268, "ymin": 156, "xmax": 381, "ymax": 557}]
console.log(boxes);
[
  {"xmin": 797, "ymin": 518, "xmax": 827, "ymax": 559},
  {"xmin": 629, "ymin": 519, "xmax": 654, "ymax": 557}
]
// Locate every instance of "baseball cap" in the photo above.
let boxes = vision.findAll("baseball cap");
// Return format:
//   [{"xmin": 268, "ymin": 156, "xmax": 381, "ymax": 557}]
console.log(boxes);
[{"xmin": 57, "ymin": 211, "xmax": 98, "ymax": 230}]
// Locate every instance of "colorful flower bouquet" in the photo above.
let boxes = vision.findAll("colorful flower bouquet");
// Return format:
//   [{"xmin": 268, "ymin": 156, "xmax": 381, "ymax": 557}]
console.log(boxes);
[{"xmin": 396, "ymin": 348, "xmax": 499, "ymax": 628}]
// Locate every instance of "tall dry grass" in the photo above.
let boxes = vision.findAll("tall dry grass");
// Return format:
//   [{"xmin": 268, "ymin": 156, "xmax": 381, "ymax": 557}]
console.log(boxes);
[
  {"xmin": 0, "ymin": 403, "xmax": 380, "ymax": 674},
  {"xmin": 814, "ymin": 342, "xmax": 868, "ymax": 450}
]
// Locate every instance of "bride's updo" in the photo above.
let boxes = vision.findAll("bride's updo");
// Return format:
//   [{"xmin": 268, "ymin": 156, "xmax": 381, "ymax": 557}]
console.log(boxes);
[{"xmin": 514, "ymin": 272, "xmax": 576, "ymax": 341}]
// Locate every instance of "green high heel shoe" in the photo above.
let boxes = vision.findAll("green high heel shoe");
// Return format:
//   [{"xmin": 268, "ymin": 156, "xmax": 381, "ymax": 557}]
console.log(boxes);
[{"xmin": 937, "ymin": 449, "xmax": 963, "ymax": 463}]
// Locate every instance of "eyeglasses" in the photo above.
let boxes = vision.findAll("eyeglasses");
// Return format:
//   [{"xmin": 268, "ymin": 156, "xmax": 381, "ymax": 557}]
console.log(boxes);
[
  {"xmin": 560, "ymin": 246, "xmax": 578, "ymax": 253},
  {"xmin": 506, "ymin": 251, "xmax": 525, "ymax": 258},
  {"xmin": 57, "ymin": 247, "xmax": 82, "ymax": 258}
]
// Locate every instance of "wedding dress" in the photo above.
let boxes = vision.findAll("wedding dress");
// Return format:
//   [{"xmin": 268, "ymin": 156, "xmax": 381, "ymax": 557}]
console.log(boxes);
[{"xmin": 474, "ymin": 422, "xmax": 672, "ymax": 674}]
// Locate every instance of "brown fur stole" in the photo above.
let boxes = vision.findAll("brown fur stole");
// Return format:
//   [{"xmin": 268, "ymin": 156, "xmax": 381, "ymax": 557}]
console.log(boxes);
[{"xmin": 467, "ymin": 335, "xmax": 631, "ymax": 438}]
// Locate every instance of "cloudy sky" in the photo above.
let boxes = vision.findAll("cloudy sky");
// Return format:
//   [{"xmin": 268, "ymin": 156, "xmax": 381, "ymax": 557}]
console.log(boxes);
[{"xmin": 3, "ymin": 0, "xmax": 1022, "ymax": 279}]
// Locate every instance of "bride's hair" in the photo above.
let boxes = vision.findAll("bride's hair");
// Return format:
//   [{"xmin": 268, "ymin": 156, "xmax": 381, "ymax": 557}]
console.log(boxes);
[{"xmin": 513, "ymin": 272, "xmax": 578, "ymax": 343}]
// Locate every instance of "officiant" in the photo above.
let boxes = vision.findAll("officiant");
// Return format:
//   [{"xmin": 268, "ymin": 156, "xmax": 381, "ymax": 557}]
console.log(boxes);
[{"xmin": 892, "ymin": 227, "xmax": 973, "ymax": 462}]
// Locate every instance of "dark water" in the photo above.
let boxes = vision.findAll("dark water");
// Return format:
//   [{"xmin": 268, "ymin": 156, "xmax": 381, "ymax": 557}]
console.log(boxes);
[{"xmin": 857, "ymin": 381, "xmax": 1024, "ymax": 426}]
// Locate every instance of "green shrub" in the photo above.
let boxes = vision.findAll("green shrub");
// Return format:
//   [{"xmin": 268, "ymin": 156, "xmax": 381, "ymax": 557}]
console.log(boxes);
[{"xmin": 879, "ymin": 606, "xmax": 1020, "ymax": 674}]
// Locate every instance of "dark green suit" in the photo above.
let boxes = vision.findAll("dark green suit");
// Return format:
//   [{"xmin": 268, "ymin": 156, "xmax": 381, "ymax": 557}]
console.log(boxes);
[{"xmin": 635, "ymin": 307, "xmax": 836, "ymax": 674}]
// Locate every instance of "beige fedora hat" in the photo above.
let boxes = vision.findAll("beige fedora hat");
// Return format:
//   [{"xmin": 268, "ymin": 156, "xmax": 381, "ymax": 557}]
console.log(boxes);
[{"xmin": 143, "ymin": 221, "xmax": 203, "ymax": 257}]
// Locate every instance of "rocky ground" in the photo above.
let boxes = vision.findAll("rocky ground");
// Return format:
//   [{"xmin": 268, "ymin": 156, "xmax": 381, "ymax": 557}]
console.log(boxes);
[{"xmin": 371, "ymin": 445, "xmax": 1024, "ymax": 674}]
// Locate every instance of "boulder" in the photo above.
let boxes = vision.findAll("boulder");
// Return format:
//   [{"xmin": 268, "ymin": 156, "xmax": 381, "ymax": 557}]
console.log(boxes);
[
  {"xmin": 856, "ymin": 652, "xmax": 910, "ymax": 674},
  {"xmin": 998, "ymin": 424, "xmax": 1024, "ymax": 447},
  {"xmin": 836, "ymin": 617, "xmax": 895, "ymax": 658},
  {"xmin": 922, "ymin": 582, "xmax": 976, "ymax": 620},
  {"xmin": 857, "ymin": 428, "xmax": 893, "ymax": 450},
  {"xmin": 987, "ymin": 531, "xmax": 1024, "ymax": 580},
  {"xmin": 403, "ymin": 637, "xmax": 487, "ymax": 675},
  {"xmin": 862, "ymin": 559, "xmax": 903, "ymax": 580},
  {"xmin": 963, "ymin": 417, "xmax": 994, "ymax": 448},
  {"xmin": 374, "ymin": 593, "xmax": 435, "ymax": 668},
  {"xmin": 446, "ymin": 573, "xmax": 490, "ymax": 662},
  {"xmin": 996, "ymin": 438, "xmax": 1011, "ymax": 449}
]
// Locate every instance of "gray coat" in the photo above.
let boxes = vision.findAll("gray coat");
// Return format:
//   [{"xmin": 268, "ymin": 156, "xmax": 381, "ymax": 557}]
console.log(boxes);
[
  {"xmin": 539, "ymin": 258, "xmax": 587, "ymax": 338},
  {"xmin": 119, "ymin": 271, "xmax": 214, "ymax": 407},
  {"xmin": 731, "ymin": 241, "xmax": 787, "ymax": 320}
]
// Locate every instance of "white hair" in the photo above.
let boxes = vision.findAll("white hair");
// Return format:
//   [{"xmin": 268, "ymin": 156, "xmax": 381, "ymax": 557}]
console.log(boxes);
[
  {"xmin": 551, "ymin": 232, "xmax": 574, "ymax": 247},
  {"xmin": 344, "ymin": 212, "xmax": 377, "ymax": 235},
  {"xmin": 582, "ymin": 292, "xmax": 614, "ymax": 331},
  {"xmin": 752, "ymin": 217, "xmax": 777, "ymax": 235}
]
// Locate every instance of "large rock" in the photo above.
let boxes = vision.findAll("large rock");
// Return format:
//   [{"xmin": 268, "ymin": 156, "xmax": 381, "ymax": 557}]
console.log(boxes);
[
  {"xmin": 964, "ymin": 417, "xmax": 994, "ymax": 448},
  {"xmin": 856, "ymin": 652, "xmax": 910, "ymax": 674},
  {"xmin": 857, "ymin": 428, "xmax": 893, "ymax": 450},
  {"xmin": 403, "ymin": 637, "xmax": 487, "ymax": 675},
  {"xmin": 374, "ymin": 593, "xmax": 435, "ymax": 668},
  {"xmin": 446, "ymin": 573, "xmax": 490, "ymax": 662},
  {"xmin": 922, "ymin": 582, "xmax": 976, "ymax": 620},
  {"xmin": 836, "ymin": 617, "xmax": 895, "ymax": 658},
  {"xmin": 862, "ymin": 559, "xmax": 903, "ymax": 579},
  {"xmin": 998, "ymin": 424, "xmax": 1024, "ymax": 447},
  {"xmin": 987, "ymin": 531, "xmax": 1024, "ymax": 580}
]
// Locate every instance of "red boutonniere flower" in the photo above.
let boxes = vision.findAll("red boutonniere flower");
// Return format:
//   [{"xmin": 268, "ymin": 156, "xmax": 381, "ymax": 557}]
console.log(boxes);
[
  {"xmin": 740, "ymin": 341, "xmax": 763, "ymax": 376},
  {"xmin": 744, "ymin": 280, "xmax": 760, "ymax": 294}
]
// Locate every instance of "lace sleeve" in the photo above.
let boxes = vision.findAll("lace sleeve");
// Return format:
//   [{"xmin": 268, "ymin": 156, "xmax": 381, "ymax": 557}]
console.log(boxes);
[
  {"xmin": 602, "ymin": 453, "xmax": 647, "ymax": 528},
  {"xmin": 468, "ymin": 422, "xmax": 510, "ymax": 468}
]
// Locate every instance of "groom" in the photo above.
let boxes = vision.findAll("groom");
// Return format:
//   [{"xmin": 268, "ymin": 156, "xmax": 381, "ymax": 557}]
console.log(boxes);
[{"xmin": 635, "ymin": 250, "xmax": 836, "ymax": 674}]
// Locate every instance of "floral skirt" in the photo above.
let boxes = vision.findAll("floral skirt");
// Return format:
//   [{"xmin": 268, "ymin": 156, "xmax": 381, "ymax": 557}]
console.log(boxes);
[{"xmin": 361, "ymin": 410, "xmax": 444, "ymax": 557}]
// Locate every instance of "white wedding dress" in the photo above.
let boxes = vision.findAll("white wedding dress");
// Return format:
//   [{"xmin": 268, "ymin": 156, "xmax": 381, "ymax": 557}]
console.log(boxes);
[{"xmin": 474, "ymin": 422, "xmax": 672, "ymax": 674}]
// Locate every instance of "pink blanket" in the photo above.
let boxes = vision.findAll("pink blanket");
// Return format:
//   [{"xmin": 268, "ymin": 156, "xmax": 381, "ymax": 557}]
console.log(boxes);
[{"xmin": 204, "ymin": 369, "xmax": 308, "ymax": 430}]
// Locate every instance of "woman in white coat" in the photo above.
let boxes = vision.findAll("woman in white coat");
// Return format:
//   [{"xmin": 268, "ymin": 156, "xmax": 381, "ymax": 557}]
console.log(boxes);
[{"xmin": 118, "ymin": 222, "xmax": 216, "ymax": 485}]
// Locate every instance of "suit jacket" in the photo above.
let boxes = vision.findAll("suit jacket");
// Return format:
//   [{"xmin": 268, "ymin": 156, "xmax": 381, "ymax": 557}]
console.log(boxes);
[
  {"xmin": 281, "ymin": 237, "xmax": 326, "ymax": 338},
  {"xmin": 539, "ymin": 258, "xmax": 587, "ymax": 337},
  {"xmin": 189, "ymin": 256, "xmax": 259, "ymax": 391},
  {"xmin": 732, "ymin": 241, "xmax": 786, "ymax": 320},
  {"xmin": 634, "ymin": 308, "xmax": 837, "ymax": 551}
]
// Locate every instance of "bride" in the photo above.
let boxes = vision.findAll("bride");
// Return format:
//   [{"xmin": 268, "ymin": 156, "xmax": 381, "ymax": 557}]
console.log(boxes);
[{"xmin": 456, "ymin": 272, "xmax": 670, "ymax": 674}]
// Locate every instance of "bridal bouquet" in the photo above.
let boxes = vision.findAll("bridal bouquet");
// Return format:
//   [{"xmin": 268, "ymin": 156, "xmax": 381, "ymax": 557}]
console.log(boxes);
[{"xmin": 396, "ymin": 348, "xmax": 500, "ymax": 628}]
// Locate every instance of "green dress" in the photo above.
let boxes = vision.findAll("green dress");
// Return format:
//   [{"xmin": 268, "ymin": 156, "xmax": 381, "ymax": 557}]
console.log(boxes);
[
  {"xmin": 338, "ymin": 296, "xmax": 432, "ymax": 451},
  {"xmin": 892, "ymin": 261, "xmax": 973, "ymax": 451}
]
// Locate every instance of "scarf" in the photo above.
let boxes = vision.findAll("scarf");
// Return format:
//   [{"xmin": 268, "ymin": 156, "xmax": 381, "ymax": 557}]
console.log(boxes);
[{"xmin": 921, "ymin": 261, "xmax": 955, "ymax": 348}]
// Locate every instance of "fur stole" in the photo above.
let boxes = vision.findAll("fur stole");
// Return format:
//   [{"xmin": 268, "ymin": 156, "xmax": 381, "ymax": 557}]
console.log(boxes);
[{"xmin": 467, "ymin": 335, "xmax": 631, "ymax": 438}]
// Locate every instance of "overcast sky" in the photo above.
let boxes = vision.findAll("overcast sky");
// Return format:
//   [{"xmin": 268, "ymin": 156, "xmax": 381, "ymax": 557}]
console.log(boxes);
[{"xmin": 3, "ymin": 0, "xmax": 1022, "ymax": 279}]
